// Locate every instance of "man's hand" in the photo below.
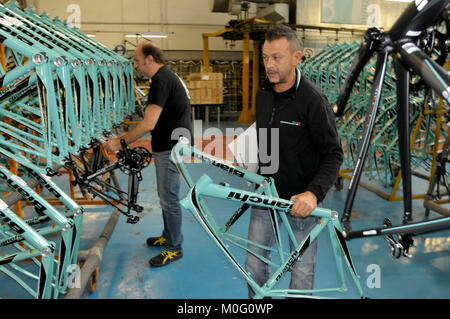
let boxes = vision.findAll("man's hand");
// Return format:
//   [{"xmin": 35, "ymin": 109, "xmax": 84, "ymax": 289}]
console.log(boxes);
[
  {"xmin": 103, "ymin": 138, "xmax": 122, "ymax": 153},
  {"xmin": 289, "ymin": 191, "xmax": 318, "ymax": 217}
]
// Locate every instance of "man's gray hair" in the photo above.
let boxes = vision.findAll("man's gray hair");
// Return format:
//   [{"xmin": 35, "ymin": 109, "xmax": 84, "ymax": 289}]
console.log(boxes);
[{"xmin": 265, "ymin": 24, "xmax": 301, "ymax": 52}]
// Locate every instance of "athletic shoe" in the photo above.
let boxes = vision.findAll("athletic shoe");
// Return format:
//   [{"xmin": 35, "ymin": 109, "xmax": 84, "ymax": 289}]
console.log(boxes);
[
  {"xmin": 146, "ymin": 236, "xmax": 166, "ymax": 247},
  {"xmin": 149, "ymin": 250, "xmax": 183, "ymax": 267}
]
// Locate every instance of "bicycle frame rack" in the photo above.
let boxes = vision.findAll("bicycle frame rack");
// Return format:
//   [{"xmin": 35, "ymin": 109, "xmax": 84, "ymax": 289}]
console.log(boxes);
[
  {"xmin": 0, "ymin": 0, "xmax": 139, "ymax": 298},
  {"xmin": 300, "ymin": 43, "xmax": 445, "ymax": 201},
  {"xmin": 318, "ymin": 0, "xmax": 450, "ymax": 258}
]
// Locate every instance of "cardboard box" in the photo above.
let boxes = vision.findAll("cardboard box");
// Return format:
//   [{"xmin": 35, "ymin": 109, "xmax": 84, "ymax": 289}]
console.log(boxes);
[
  {"xmin": 187, "ymin": 72, "xmax": 223, "ymax": 83},
  {"xmin": 211, "ymin": 88, "xmax": 223, "ymax": 104},
  {"xmin": 201, "ymin": 65, "xmax": 213, "ymax": 73},
  {"xmin": 186, "ymin": 72, "xmax": 223, "ymax": 104},
  {"xmin": 187, "ymin": 80, "xmax": 203, "ymax": 89},
  {"xmin": 188, "ymin": 88, "xmax": 201, "ymax": 104}
]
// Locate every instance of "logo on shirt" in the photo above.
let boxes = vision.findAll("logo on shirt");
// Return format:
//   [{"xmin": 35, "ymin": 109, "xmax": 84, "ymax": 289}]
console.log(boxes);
[{"xmin": 280, "ymin": 120, "xmax": 301, "ymax": 127}]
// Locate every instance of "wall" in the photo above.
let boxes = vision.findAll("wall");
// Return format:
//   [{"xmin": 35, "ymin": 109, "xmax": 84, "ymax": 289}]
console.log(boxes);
[
  {"xmin": 297, "ymin": 0, "xmax": 411, "ymax": 28},
  {"xmin": 295, "ymin": 0, "xmax": 411, "ymax": 53},
  {"xmin": 27, "ymin": 0, "xmax": 412, "ymax": 58},
  {"xmin": 31, "ymin": 0, "xmax": 245, "ymax": 57}
]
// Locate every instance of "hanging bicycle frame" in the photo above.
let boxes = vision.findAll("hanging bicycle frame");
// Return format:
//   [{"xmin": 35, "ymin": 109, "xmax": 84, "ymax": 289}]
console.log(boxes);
[
  {"xmin": 334, "ymin": 0, "xmax": 450, "ymax": 257},
  {"xmin": 0, "ymin": 162, "xmax": 80, "ymax": 297},
  {"xmin": 0, "ymin": 2, "xmax": 135, "ymax": 175},
  {"xmin": 0, "ymin": 1, "xmax": 136, "ymax": 299}
]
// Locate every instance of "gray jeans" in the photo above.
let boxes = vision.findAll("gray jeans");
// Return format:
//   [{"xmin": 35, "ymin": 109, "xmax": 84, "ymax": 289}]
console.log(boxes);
[
  {"xmin": 245, "ymin": 206, "xmax": 318, "ymax": 298},
  {"xmin": 153, "ymin": 150, "xmax": 183, "ymax": 252}
]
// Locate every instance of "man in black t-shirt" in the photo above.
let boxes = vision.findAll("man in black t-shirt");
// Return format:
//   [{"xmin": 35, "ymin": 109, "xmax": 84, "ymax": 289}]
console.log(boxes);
[{"xmin": 104, "ymin": 42, "xmax": 192, "ymax": 267}]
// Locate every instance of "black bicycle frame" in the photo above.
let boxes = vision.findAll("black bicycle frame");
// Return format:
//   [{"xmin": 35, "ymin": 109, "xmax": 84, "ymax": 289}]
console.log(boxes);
[
  {"xmin": 336, "ymin": 0, "xmax": 450, "ymax": 247},
  {"xmin": 68, "ymin": 140, "xmax": 151, "ymax": 223}
]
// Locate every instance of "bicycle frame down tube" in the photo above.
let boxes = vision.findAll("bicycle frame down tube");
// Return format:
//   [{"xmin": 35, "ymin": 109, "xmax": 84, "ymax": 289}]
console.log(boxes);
[
  {"xmin": 341, "ymin": 51, "xmax": 389, "ymax": 226},
  {"xmin": 335, "ymin": 28, "xmax": 377, "ymax": 116},
  {"xmin": 263, "ymin": 218, "xmax": 363, "ymax": 298}
]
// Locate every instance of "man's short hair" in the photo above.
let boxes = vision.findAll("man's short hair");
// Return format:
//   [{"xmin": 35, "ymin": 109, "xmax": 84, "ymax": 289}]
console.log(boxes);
[
  {"xmin": 140, "ymin": 43, "xmax": 166, "ymax": 64},
  {"xmin": 265, "ymin": 24, "xmax": 301, "ymax": 52}
]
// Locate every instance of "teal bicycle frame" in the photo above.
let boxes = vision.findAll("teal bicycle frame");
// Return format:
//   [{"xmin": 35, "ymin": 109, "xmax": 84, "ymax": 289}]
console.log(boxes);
[
  {"xmin": 0, "ymin": 2, "xmax": 136, "ymax": 175},
  {"xmin": 9, "ymin": 2, "xmax": 135, "ymax": 126},
  {"xmin": 171, "ymin": 138, "xmax": 364, "ymax": 299},
  {"xmin": 19, "ymin": 152, "xmax": 84, "ymax": 293},
  {"xmin": 0, "ymin": 197, "xmax": 56, "ymax": 299},
  {"xmin": 0, "ymin": 163, "xmax": 77, "ymax": 297}
]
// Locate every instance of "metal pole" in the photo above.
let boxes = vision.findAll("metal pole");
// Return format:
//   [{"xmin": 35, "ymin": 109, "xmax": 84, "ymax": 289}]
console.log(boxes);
[
  {"xmin": 238, "ymin": 31, "xmax": 251, "ymax": 122},
  {"xmin": 65, "ymin": 158, "xmax": 122, "ymax": 299},
  {"xmin": 64, "ymin": 208, "xmax": 121, "ymax": 299}
]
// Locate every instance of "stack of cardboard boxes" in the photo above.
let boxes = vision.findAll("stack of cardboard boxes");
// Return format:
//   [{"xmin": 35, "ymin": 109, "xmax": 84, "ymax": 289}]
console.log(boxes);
[{"xmin": 185, "ymin": 72, "xmax": 223, "ymax": 105}]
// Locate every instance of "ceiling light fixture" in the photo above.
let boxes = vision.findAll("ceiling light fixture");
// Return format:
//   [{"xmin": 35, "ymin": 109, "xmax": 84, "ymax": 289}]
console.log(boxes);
[{"xmin": 125, "ymin": 33, "xmax": 168, "ymax": 39}]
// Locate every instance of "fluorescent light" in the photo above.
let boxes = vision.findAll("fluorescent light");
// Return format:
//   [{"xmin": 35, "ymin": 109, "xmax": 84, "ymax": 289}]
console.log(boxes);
[
  {"xmin": 86, "ymin": 34, "xmax": 96, "ymax": 37},
  {"xmin": 386, "ymin": 0, "xmax": 413, "ymax": 2},
  {"xmin": 125, "ymin": 33, "xmax": 168, "ymax": 38}
]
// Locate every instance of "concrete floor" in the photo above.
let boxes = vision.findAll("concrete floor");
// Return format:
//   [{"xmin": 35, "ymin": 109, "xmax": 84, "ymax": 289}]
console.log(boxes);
[{"xmin": 80, "ymin": 161, "xmax": 449, "ymax": 299}]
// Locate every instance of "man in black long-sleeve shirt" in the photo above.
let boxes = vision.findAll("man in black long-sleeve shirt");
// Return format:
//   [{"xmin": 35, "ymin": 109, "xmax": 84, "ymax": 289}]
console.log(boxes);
[{"xmin": 245, "ymin": 24, "xmax": 343, "ymax": 298}]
